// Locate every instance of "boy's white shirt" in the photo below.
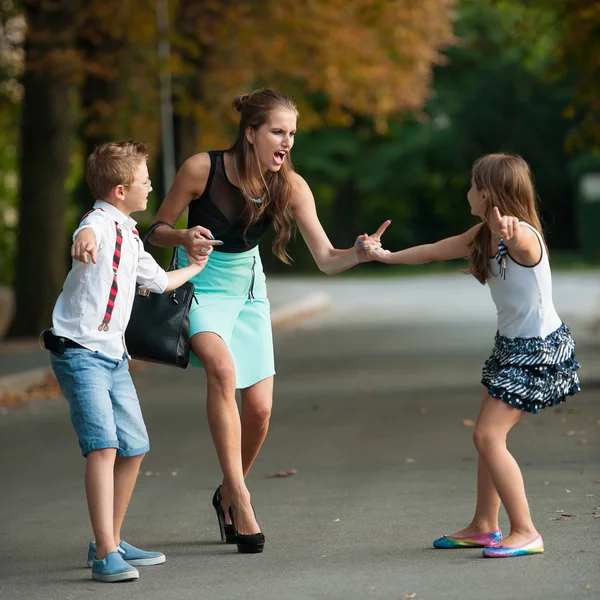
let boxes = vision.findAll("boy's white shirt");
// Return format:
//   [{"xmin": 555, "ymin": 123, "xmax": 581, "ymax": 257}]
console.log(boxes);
[{"xmin": 51, "ymin": 200, "xmax": 168, "ymax": 360}]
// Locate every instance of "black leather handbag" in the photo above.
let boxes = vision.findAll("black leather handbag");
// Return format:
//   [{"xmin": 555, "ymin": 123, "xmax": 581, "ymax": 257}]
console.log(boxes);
[{"xmin": 125, "ymin": 223, "xmax": 196, "ymax": 368}]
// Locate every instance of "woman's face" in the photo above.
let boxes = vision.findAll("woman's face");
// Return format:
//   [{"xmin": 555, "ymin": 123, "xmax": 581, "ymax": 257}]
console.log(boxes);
[
  {"xmin": 247, "ymin": 109, "xmax": 297, "ymax": 173},
  {"xmin": 467, "ymin": 177, "xmax": 488, "ymax": 218}
]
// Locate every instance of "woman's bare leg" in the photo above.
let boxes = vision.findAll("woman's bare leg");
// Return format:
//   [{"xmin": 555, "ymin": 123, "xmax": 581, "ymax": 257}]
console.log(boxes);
[
  {"xmin": 240, "ymin": 376, "xmax": 274, "ymax": 477},
  {"xmin": 191, "ymin": 332, "xmax": 260, "ymax": 535}
]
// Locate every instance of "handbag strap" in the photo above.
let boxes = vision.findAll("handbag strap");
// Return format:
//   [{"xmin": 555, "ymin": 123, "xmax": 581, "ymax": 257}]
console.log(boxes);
[{"xmin": 143, "ymin": 221, "xmax": 178, "ymax": 272}]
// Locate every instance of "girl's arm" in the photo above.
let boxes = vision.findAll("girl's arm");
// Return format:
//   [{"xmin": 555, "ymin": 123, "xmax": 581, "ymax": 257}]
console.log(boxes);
[
  {"xmin": 489, "ymin": 207, "xmax": 541, "ymax": 264},
  {"xmin": 290, "ymin": 174, "xmax": 390, "ymax": 275},
  {"xmin": 365, "ymin": 225, "xmax": 481, "ymax": 264},
  {"xmin": 148, "ymin": 153, "xmax": 222, "ymax": 258}
]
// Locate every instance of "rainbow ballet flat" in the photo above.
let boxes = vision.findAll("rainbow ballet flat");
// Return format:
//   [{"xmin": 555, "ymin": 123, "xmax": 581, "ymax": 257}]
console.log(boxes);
[
  {"xmin": 433, "ymin": 530, "xmax": 503, "ymax": 549},
  {"xmin": 482, "ymin": 534, "xmax": 544, "ymax": 558}
]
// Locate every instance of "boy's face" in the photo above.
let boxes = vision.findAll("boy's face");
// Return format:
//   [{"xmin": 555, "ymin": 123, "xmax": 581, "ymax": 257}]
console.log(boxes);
[{"xmin": 121, "ymin": 162, "xmax": 152, "ymax": 214}]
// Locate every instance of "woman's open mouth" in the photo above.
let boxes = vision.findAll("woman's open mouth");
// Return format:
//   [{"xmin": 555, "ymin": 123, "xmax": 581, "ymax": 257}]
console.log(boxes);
[{"xmin": 273, "ymin": 150, "xmax": 287, "ymax": 165}]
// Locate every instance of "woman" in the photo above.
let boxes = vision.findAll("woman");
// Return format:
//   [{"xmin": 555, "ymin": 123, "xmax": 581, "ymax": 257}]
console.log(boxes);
[{"xmin": 150, "ymin": 88, "xmax": 390, "ymax": 553}]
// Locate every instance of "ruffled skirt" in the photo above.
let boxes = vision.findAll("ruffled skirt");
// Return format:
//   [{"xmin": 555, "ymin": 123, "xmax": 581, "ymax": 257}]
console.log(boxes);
[{"xmin": 481, "ymin": 323, "xmax": 581, "ymax": 414}]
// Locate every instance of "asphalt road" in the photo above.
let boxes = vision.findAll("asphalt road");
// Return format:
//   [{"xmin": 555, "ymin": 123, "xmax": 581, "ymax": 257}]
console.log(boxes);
[{"xmin": 1, "ymin": 317, "xmax": 599, "ymax": 600}]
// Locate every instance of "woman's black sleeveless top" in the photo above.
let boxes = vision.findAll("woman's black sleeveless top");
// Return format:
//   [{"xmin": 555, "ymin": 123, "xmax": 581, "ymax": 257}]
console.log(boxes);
[{"xmin": 187, "ymin": 151, "xmax": 272, "ymax": 253}]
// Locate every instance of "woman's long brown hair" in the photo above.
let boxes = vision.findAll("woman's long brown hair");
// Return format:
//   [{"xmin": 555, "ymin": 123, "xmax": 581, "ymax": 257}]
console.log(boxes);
[
  {"xmin": 469, "ymin": 153, "xmax": 544, "ymax": 284},
  {"xmin": 229, "ymin": 88, "xmax": 298, "ymax": 264}
]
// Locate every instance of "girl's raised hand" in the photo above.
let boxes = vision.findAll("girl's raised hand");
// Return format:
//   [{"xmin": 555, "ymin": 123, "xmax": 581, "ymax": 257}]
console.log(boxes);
[
  {"xmin": 354, "ymin": 220, "xmax": 392, "ymax": 263},
  {"xmin": 490, "ymin": 207, "xmax": 520, "ymax": 241}
]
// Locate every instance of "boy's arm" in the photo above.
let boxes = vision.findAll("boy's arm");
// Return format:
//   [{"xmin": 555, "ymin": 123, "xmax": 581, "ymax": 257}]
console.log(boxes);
[
  {"xmin": 136, "ymin": 245, "xmax": 211, "ymax": 293},
  {"xmin": 163, "ymin": 260, "xmax": 208, "ymax": 292},
  {"xmin": 71, "ymin": 211, "xmax": 110, "ymax": 263},
  {"xmin": 364, "ymin": 225, "xmax": 481, "ymax": 264},
  {"xmin": 72, "ymin": 227, "xmax": 98, "ymax": 264}
]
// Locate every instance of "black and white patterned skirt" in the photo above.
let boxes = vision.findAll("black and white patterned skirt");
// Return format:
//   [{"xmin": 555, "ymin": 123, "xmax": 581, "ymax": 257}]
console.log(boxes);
[{"xmin": 481, "ymin": 323, "xmax": 581, "ymax": 414}]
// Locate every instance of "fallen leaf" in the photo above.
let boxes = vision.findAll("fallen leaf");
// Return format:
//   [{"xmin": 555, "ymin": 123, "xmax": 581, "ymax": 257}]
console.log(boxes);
[
  {"xmin": 171, "ymin": 471, "xmax": 178, "ymax": 476},
  {"xmin": 544, "ymin": 481, "xmax": 550, "ymax": 486},
  {"xmin": 596, "ymin": 419, "xmax": 600, "ymax": 427},
  {"xmin": 565, "ymin": 489, "xmax": 572, "ymax": 493},
  {"xmin": 555, "ymin": 509, "xmax": 565, "ymax": 512},
  {"xmin": 551, "ymin": 516, "xmax": 573, "ymax": 521},
  {"xmin": 405, "ymin": 458, "xmax": 415, "ymax": 463},
  {"xmin": 0, "ymin": 369, "xmax": 62, "ymax": 408},
  {"xmin": 262, "ymin": 469, "xmax": 297, "ymax": 479},
  {"xmin": 560, "ymin": 513, "xmax": 578, "ymax": 517},
  {"xmin": 580, "ymin": 438, "xmax": 588, "ymax": 445},
  {"xmin": 596, "ymin": 480, "xmax": 600, "ymax": 484},
  {"xmin": 461, "ymin": 419, "xmax": 475, "ymax": 427},
  {"xmin": 585, "ymin": 584, "xmax": 593, "ymax": 590},
  {"xmin": 593, "ymin": 515, "xmax": 600, "ymax": 519},
  {"xmin": 402, "ymin": 594, "xmax": 417, "ymax": 600},
  {"xmin": 333, "ymin": 518, "xmax": 340, "ymax": 522},
  {"xmin": 567, "ymin": 430, "xmax": 576, "ymax": 436}
]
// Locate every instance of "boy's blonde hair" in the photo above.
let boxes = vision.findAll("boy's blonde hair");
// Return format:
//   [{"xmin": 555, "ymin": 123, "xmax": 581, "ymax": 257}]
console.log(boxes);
[{"xmin": 86, "ymin": 140, "xmax": 148, "ymax": 200}]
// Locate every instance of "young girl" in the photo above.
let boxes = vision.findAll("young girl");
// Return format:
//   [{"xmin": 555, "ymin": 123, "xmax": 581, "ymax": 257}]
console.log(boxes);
[{"xmin": 362, "ymin": 153, "xmax": 581, "ymax": 558}]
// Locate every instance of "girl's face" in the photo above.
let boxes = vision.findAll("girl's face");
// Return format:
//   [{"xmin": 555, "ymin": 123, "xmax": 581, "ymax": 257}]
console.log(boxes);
[
  {"xmin": 467, "ymin": 177, "xmax": 488, "ymax": 218},
  {"xmin": 247, "ymin": 109, "xmax": 297, "ymax": 173}
]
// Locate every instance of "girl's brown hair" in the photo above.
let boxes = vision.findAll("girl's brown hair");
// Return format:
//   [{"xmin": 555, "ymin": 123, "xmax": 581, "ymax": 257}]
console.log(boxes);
[
  {"xmin": 229, "ymin": 88, "xmax": 298, "ymax": 264},
  {"xmin": 468, "ymin": 153, "xmax": 544, "ymax": 284}
]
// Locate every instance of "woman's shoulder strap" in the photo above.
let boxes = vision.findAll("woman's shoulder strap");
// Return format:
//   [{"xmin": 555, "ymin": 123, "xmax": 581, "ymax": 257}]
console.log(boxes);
[{"xmin": 203, "ymin": 150, "xmax": 222, "ymax": 192}]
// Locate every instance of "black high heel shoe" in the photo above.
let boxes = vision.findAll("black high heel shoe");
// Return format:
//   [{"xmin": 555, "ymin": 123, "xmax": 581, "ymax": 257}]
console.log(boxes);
[
  {"xmin": 212, "ymin": 486, "xmax": 236, "ymax": 544},
  {"xmin": 229, "ymin": 507, "xmax": 265, "ymax": 554}
]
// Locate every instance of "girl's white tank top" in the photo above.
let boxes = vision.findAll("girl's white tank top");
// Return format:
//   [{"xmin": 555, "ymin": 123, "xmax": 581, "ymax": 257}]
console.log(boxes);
[{"xmin": 486, "ymin": 222, "xmax": 562, "ymax": 339}]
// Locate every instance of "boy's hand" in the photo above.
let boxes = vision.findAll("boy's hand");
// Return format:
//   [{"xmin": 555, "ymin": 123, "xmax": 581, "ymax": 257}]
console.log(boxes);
[
  {"xmin": 186, "ymin": 246, "xmax": 212, "ymax": 267},
  {"xmin": 490, "ymin": 207, "xmax": 520, "ymax": 241},
  {"xmin": 72, "ymin": 228, "xmax": 97, "ymax": 264},
  {"xmin": 354, "ymin": 220, "xmax": 391, "ymax": 263}
]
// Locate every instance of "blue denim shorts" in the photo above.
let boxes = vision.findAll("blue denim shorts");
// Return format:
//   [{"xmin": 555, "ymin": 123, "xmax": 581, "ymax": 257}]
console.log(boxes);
[{"xmin": 50, "ymin": 348, "xmax": 150, "ymax": 457}]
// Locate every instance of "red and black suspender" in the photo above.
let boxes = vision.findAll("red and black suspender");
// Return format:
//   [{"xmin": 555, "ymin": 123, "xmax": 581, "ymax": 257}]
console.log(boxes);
[
  {"xmin": 79, "ymin": 207, "xmax": 127, "ymax": 333},
  {"xmin": 98, "ymin": 222, "xmax": 123, "ymax": 331}
]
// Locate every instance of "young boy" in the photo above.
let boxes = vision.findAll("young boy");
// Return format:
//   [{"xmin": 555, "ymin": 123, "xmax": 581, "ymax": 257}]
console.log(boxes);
[{"xmin": 44, "ymin": 140, "xmax": 220, "ymax": 582}]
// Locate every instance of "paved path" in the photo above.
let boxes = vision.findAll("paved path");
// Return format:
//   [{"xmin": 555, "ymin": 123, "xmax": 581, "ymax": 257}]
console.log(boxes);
[{"xmin": 1, "ymin": 274, "xmax": 599, "ymax": 599}]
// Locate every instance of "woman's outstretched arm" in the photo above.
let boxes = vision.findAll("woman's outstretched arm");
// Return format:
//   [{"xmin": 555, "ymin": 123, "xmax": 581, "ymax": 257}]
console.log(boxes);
[{"xmin": 291, "ymin": 173, "xmax": 390, "ymax": 275}]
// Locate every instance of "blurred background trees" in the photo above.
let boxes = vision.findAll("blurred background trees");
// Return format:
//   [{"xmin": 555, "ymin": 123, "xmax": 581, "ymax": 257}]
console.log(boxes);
[{"xmin": 1, "ymin": 0, "xmax": 599, "ymax": 335}]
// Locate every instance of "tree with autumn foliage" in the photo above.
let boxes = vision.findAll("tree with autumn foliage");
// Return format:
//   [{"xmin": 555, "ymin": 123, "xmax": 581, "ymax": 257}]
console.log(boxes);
[{"xmin": 9, "ymin": 0, "xmax": 457, "ymax": 336}]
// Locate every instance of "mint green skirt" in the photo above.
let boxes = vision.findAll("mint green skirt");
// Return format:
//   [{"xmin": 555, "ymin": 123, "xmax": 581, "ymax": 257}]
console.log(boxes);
[{"xmin": 177, "ymin": 245, "xmax": 275, "ymax": 389}]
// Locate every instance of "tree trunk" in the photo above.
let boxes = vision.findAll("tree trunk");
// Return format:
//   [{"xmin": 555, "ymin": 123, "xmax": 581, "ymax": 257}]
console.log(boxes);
[
  {"xmin": 328, "ymin": 178, "xmax": 360, "ymax": 248},
  {"xmin": 9, "ymin": 1, "xmax": 81, "ymax": 337},
  {"xmin": 73, "ymin": 37, "xmax": 122, "ymax": 214}
]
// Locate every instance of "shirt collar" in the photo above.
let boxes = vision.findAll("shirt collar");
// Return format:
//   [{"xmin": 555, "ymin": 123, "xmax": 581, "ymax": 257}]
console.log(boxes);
[{"xmin": 93, "ymin": 200, "xmax": 138, "ymax": 229}]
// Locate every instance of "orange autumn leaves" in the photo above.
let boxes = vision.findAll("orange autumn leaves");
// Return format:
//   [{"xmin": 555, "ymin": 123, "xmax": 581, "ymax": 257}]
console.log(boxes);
[{"xmin": 23, "ymin": 0, "xmax": 457, "ymax": 146}]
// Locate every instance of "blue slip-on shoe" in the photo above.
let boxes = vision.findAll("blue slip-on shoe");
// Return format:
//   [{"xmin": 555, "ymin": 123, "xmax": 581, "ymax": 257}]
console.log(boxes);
[
  {"xmin": 91, "ymin": 551, "xmax": 139, "ymax": 583},
  {"xmin": 88, "ymin": 540, "xmax": 166, "ymax": 567}
]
